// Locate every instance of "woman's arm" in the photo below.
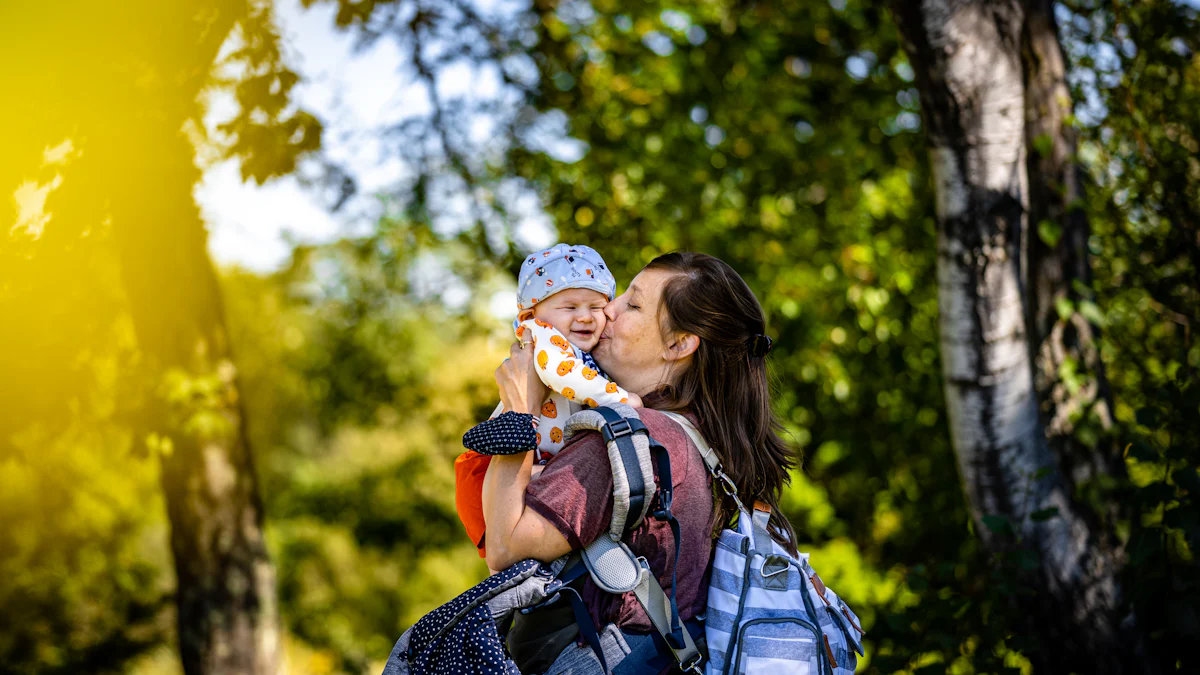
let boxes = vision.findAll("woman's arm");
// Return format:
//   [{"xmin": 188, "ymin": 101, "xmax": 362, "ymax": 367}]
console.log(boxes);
[{"xmin": 483, "ymin": 342, "xmax": 572, "ymax": 570}]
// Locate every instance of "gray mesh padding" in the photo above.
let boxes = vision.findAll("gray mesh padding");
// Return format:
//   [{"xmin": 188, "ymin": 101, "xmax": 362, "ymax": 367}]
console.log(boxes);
[{"xmin": 581, "ymin": 536, "xmax": 644, "ymax": 593}]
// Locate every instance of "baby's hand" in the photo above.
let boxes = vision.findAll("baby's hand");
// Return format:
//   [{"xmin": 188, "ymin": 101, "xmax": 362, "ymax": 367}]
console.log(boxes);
[{"xmin": 625, "ymin": 392, "xmax": 643, "ymax": 408}]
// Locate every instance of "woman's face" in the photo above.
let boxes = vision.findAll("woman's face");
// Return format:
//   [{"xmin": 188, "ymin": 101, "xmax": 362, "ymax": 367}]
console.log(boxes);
[{"xmin": 592, "ymin": 267, "xmax": 678, "ymax": 395}]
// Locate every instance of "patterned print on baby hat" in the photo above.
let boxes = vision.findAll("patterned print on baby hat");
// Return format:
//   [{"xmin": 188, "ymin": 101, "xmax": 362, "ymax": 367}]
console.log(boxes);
[{"xmin": 516, "ymin": 243, "xmax": 617, "ymax": 311}]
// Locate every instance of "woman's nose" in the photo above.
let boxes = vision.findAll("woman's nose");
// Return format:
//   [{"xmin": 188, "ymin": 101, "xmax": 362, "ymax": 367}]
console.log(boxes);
[{"xmin": 603, "ymin": 301, "xmax": 617, "ymax": 323}]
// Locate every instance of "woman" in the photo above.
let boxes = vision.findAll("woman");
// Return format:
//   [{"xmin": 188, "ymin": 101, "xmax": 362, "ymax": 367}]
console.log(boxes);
[{"xmin": 482, "ymin": 252, "xmax": 799, "ymax": 673}]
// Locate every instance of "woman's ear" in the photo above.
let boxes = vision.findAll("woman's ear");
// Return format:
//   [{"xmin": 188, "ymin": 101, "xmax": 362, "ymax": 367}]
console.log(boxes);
[{"xmin": 663, "ymin": 332, "xmax": 699, "ymax": 362}]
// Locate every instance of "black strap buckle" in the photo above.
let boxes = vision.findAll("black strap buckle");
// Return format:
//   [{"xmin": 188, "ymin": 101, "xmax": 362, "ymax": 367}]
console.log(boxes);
[
  {"xmin": 651, "ymin": 487, "xmax": 673, "ymax": 521},
  {"xmin": 602, "ymin": 418, "xmax": 633, "ymax": 442}
]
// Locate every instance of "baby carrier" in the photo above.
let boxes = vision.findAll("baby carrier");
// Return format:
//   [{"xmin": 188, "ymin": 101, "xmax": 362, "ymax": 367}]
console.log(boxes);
[{"xmin": 382, "ymin": 405, "xmax": 865, "ymax": 675}]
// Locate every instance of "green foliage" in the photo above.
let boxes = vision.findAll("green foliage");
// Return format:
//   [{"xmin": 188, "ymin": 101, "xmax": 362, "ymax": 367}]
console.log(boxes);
[
  {"xmin": 5, "ymin": 0, "xmax": 1199, "ymax": 673},
  {"xmin": 511, "ymin": 1, "xmax": 975, "ymax": 671},
  {"xmin": 219, "ymin": 223, "xmax": 510, "ymax": 672},
  {"xmin": 1, "ymin": 1, "xmax": 322, "ymax": 671},
  {"xmin": 1062, "ymin": 1, "xmax": 1200, "ymax": 669}
]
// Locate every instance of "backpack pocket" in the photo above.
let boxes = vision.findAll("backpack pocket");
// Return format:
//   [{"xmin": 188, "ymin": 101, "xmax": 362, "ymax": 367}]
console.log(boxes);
[
  {"xmin": 728, "ymin": 617, "xmax": 828, "ymax": 675},
  {"xmin": 810, "ymin": 584, "xmax": 864, "ymax": 659},
  {"xmin": 827, "ymin": 595, "xmax": 864, "ymax": 656}
]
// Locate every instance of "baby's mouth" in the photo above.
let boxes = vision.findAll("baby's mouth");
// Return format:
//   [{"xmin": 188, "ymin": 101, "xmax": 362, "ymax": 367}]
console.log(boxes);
[{"xmin": 570, "ymin": 328, "xmax": 595, "ymax": 339}]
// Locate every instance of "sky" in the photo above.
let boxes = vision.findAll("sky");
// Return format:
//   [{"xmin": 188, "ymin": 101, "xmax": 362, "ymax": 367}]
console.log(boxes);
[{"xmin": 196, "ymin": 0, "xmax": 555, "ymax": 273}]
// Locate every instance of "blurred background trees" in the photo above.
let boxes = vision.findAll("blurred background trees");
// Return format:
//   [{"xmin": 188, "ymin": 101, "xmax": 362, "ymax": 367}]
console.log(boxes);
[{"xmin": 1, "ymin": 0, "xmax": 1196, "ymax": 674}]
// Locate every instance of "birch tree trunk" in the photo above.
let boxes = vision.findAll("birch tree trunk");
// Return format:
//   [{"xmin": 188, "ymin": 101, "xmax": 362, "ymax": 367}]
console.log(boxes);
[{"xmin": 888, "ymin": 1, "xmax": 1138, "ymax": 672}]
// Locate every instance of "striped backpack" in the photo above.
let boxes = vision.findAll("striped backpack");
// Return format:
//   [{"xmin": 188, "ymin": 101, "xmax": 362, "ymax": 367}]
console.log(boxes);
[{"xmin": 660, "ymin": 411, "xmax": 866, "ymax": 675}]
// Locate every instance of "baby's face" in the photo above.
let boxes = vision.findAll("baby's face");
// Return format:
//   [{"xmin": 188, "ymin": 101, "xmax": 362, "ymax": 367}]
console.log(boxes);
[{"xmin": 532, "ymin": 287, "xmax": 609, "ymax": 352}]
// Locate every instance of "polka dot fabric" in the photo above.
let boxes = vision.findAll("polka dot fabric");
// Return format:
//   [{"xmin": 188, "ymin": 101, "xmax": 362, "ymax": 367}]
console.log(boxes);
[
  {"xmin": 461, "ymin": 412, "xmax": 537, "ymax": 456},
  {"xmin": 391, "ymin": 559, "xmax": 548, "ymax": 674}
]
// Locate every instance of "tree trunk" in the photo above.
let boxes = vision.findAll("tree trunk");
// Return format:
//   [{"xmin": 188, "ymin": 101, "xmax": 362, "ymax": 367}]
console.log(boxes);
[
  {"xmin": 1021, "ymin": 0, "xmax": 1123, "ymax": 494},
  {"xmin": 888, "ymin": 1, "xmax": 1136, "ymax": 672},
  {"xmin": 94, "ymin": 28, "xmax": 281, "ymax": 669},
  {"xmin": 2, "ymin": 1, "xmax": 283, "ymax": 671},
  {"xmin": 104, "ymin": 122, "xmax": 280, "ymax": 674}
]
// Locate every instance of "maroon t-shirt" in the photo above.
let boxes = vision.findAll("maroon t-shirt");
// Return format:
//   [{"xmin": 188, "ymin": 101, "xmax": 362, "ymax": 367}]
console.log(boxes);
[{"xmin": 525, "ymin": 407, "xmax": 716, "ymax": 632}]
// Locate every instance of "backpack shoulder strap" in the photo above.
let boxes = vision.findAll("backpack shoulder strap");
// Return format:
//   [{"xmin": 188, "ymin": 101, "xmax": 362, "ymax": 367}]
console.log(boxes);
[
  {"xmin": 657, "ymin": 411, "xmax": 721, "ymax": 475},
  {"xmin": 658, "ymin": 411, "xmax": 773, "ymax": 553}
]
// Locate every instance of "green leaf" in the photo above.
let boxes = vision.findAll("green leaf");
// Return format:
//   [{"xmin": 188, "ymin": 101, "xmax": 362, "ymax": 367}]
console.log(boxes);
[
  {"xmin": 1055, "ymin": 296, "xmax": 1074, "ymax": 321},
  {"xmin": 1033, "ymin": 133, "xmax": 1054, "ymax": 157},
  {"xmin": 1038, "ymin": 219, "xmax": 1062, "ymax": 247},
  {"xmin": 981, "ymin": 514, "xmax": 1014, "ymax": 535},
  {"xmin": 1079, "ymin": 300, "xmax": 1106, "ymax": 326},
  {"xmin": 1030, "ymin": 506, "xmax": 1060, "ymax": 522}
]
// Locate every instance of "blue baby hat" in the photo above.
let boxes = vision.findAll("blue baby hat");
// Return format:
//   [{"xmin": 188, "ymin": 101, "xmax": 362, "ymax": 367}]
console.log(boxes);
[{"xmin": 516, "ymin": 244, "xmax": 617, "ymax": 312}]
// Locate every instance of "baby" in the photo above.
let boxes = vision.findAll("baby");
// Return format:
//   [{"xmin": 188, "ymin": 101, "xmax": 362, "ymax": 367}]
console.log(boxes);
[{"xmin": 454, "ymin": 243, "xmax": 639, "ymax": 557}]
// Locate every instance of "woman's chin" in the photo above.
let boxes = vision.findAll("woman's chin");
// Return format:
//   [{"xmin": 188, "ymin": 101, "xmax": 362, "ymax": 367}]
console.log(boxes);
[{"xmin": 591, "ymin": 337, "xmax": 609, "ymax": 358}]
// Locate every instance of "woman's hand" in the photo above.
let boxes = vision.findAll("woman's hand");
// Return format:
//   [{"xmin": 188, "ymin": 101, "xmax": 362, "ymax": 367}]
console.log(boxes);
[{"xmin": 495, "ymin": 341, "xmax": 547, "ymax": 415}]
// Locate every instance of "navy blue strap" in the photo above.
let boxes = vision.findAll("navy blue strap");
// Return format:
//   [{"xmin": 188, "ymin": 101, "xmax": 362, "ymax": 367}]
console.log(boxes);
[
  {"xmin": 595, "ymin": 407, "xmax": 648, "ymax": 534},
  {"xmin": 563, "ymin": 586, "xmax": 608, "ymax": 674},
  {"xmin": 461, "ymin": 411, "xmax": 537, "ymax": 455},
  {"xmin": 648, "ymin": 436, "xmax": 686, "ymax": 650},
  {"xmin": 550, "ymin": 557, "xmax": 610, "ymax": 673}
]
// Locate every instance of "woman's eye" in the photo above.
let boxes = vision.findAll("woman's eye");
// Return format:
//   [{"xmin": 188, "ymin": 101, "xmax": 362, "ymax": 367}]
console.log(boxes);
[{"xmin": 628, "ymin": 304, "xmax": 640, "ymax": 310}]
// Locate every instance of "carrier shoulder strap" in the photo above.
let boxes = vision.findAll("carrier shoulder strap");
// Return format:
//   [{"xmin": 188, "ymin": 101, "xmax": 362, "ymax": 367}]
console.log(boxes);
[
  {"xmin": 562, "ymin": 404, "xmax": 702, "ymax": 674},
  {"xmin": 564, "ymin": 404, "xmax": 656, "ymax": 539}
]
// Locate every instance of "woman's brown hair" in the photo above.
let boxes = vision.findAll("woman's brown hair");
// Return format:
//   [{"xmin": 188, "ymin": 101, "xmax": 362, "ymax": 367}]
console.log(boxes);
[{"xmin": 645, "ymin": 252, "xmax": 800, "ymax": 554}]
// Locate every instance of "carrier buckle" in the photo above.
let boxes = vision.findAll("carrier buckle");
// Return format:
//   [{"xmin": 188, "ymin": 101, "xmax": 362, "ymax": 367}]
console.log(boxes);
[{"xmin": 602, "ymin": 418, "xmax": 633, "ymax": 442}]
